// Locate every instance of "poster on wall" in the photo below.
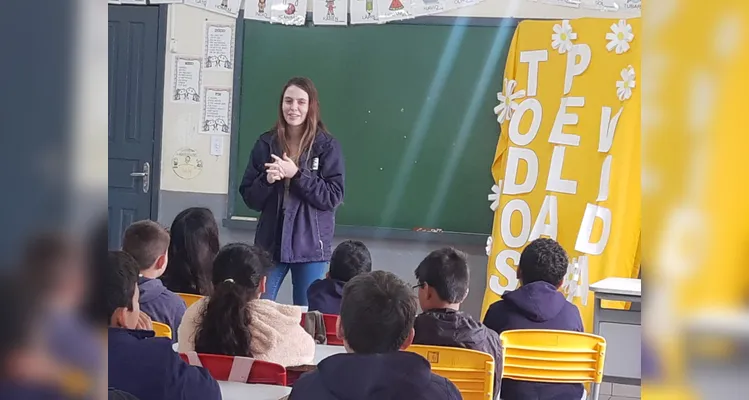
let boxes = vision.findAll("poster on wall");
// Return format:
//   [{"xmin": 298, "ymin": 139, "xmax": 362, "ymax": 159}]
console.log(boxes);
[
  {"xmin": 245, "ymin": 0, "xmax": 272, "ymax": 21},
  {"xmin": 205, "ymin": 0, "xmax": 242, "ymax": 17},
  {"xmin": 350, "ymin": 0, "xmax": 379, "ymax": 24},
  {"xmin": 203, "ymin": 22, "xmax": 235, "ymax": 71},
  {"xmin": 313, "ymin": 0, "xmax": 348, "ymax": 26},
  {"xmin": 413, "ymin": 0, "xmax": 451, "ymax": 16},
  {"xmin": 377, "ymin": 0, "xmax": 414, "ymax": 22},
  {"xmin": 183, "ymin": 0, "xmax": 208, "ymax": 10},
  {"xmin": 171, "ymin": 55, "xmax": 202, "ymax": 104},
  {"xmin": 200, "ymin": 86, "xmax": 232, "ymax": 135},
  {"xmin": 270, "ymin": 0, "xmax": 308, "ymax": 25}
]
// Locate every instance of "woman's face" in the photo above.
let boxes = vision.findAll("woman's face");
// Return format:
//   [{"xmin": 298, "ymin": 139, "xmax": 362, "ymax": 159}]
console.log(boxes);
[{"xmin": 282, "ymin": 85, "xmax": 309, "ymax": 127}]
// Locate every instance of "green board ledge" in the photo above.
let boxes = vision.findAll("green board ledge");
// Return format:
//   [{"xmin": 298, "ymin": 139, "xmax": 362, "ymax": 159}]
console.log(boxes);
[{"xmin": 222, "ymin": 216, "xmax": 488, "ymax": 246}]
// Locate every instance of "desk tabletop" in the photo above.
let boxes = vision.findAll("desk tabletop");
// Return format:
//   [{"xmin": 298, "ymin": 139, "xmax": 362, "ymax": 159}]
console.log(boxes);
[
  {"xmin": 590, "ymin": 277, "xmax": 641, "ymax": 296},
  {"xmin": 312, "ymin": 344, "xmax": 347, "ymax": 365},
  {"xmin": 219, "ymin": 382, "xmax": 290, "ymax": 400}
]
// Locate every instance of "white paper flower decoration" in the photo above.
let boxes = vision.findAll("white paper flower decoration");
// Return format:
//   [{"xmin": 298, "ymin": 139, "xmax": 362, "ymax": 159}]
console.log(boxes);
[
  {"xmin": 485, "ymin": 236, "xmax": 493, "ymax": 256},
  {"xmin": 606, "ymin": 19, "xmax": 635, "ymax": 54},
  {"xmin": 488, "ymin": 180, "xmax": 503, "ymax": 212},
  {"xmin": 493, "ymin": 79, "xmax": 526, "ymax": 123},
  {"xmin": 551, "ymin": 20, "xmax": 577, "ymax": 54},
  {"xmin": 616, "ymin": 65, "xmax": 636, "ymax": 101}
]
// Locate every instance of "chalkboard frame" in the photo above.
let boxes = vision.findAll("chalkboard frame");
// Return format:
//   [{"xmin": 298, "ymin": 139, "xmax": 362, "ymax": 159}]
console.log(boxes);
[{"xmin": 224, "ymin": 11, "xmax": 523, "ymax": 245}]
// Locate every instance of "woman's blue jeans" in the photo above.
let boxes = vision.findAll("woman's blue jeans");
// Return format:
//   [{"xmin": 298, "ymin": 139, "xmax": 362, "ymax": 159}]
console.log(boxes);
[{"xmin": 261, "ymin": 262, "xmax": 327, "ymax": 306}]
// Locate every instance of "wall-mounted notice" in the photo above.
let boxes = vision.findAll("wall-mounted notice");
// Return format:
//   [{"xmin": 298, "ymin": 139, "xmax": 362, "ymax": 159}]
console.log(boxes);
[
  {"xmin": 184, "ymin": 0, "xmax": 208, "ymax": 10},
  {"xmin": 206, "ymin": 0, "xmax": 243, "ymax": 18},
  {"xmin": 245, "ymin": 0, "xmax": 272, "ymax": 22},
  {"xmin": 313, "ymin": 0, "xmax": 349, "ymax": 26},
  {"xmin": 200, "ymin": 86, "xmax": 232, "ymax": 135},
  {"xmin": 171, "ymin": 55, "xmax": 202, "ymax": 104},
  {"xmin": 350, "ymin": 0, "xmax": 379, "ymax": 24},
  {"xmin": 270, "ymin": 0, "xmax": 308, "ymax": 26},
  {"xmin": 203, "ymin": 22, "xmax": 235, "ymax": 71}
]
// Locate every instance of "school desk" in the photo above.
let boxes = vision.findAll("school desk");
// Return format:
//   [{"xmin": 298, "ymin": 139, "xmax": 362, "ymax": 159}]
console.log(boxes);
[
  {"xmin": 590, "ymin": 277, "xmax": 642, "ymax": 385},
  {"xmin": 286, "ymin": 344, "xmax": 348, "ymax": 385},
  {"xmin": 218, "ymin": 381, "xmax": 290, "ymax": 400}
]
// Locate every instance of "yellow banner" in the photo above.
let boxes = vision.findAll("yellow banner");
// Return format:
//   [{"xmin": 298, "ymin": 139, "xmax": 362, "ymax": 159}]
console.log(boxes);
[{"xmin": 482, "ymin": 18, "xmax": 641, "ymax": 331}]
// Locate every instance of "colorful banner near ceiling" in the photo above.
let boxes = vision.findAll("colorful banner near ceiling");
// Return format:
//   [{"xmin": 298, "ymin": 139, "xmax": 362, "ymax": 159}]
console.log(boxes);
[{"xmin": 482, "ymin": 18, "xmax": 641, "ymax": 331}]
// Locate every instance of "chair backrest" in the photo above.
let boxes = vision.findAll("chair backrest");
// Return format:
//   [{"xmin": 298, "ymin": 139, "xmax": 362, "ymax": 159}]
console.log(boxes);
[
  {"xmin": 177, "ymin": 292, "xmax": 205, "ymax": 308},
  {"xmin": 322, "ymin": 314, "xmax": 343, "ymax": 345},
  {"xmin": 405, "ymin": 344, "xmax": 494, "ymax": 400},
  {"xmin": 151, "ymin": 321, "xmax": 172, "ymax": 339},
  {"xmin": 499, "ymin": 329, "xmax": 607, "ymax": 384},
  {"xmin": 179, "ymin": 352, "xmax": 287, "ymax": 386}
]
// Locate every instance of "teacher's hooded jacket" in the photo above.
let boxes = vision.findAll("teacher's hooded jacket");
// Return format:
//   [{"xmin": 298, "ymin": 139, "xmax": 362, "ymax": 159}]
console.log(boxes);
[{"xmin": 239, "ymin": 130, "xmax": 345, "ymax": 264}]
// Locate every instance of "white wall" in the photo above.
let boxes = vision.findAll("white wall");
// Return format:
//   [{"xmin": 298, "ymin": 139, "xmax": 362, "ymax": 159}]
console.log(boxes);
[{"xmin": 159, "ymin": 1, "xmax": 640, "ymax": 194}]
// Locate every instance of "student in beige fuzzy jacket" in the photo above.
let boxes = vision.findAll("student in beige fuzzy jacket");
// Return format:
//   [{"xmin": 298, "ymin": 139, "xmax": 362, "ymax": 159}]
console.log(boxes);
[{"xmin": 177, "ymin": 243, "xmax": 314, "ymax": 367}]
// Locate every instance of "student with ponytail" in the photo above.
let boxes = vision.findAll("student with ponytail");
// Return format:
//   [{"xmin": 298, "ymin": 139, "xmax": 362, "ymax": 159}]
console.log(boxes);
[{"xmin": 177, "ymin": 243, "xmax": 314, "ymax": 367}]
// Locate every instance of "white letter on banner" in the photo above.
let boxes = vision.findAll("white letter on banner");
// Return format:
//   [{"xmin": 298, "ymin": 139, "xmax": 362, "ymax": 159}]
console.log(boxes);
[
  {"xmin": 509, "ymin": 98, "xmax": 543, "ymax": 146},
  {"xmin": 489, "ymin": 249, "xmax": 521, "ymax": 295},
  {"xmin": 564, "ymin": 44, "xmax": 591, "ymax": 95},
  {"xmin": 503, "ymin": 147, "xmax": 539, "ymax": 195},
  {"xmin": 575, "ymin": 204, "xmax": 612, "ymax": 255},
  {"xmin": 500, "ymin": 199, "xmax": 532, "ymax": 248},
  {"xmin": 546, "ymin": 146, "xmax": 578, "ymax": 194},
  {"xmin": 549, "ymin": 97, "xmax": 584, "ymax": 146},
  {"xmin": 599, "ymin": 107, "xmax": 624, "ymax": 153},
  {"xmin": 520, "ymin": 50, "xmax": 548, "ymax": 97},
  {"xmin": 597, "ymin": 155, "xmax": 612, "ymax": 202},
  {"xmin": 529, "ymin": 195, "xmax": 559, "ymax": 241}
]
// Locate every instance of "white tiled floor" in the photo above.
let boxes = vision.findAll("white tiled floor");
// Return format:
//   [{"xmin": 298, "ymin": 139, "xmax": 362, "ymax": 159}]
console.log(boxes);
[{"xmin": 595, "ymin": 382, "xmax": 640, "ymax": 400}]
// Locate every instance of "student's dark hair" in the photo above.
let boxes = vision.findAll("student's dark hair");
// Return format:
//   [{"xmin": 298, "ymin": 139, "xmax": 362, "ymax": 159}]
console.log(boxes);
[
  {"xmin": 194, "ymin": 243, "xmax": 273, "ymax": 357},
  {"xmin": 0, "ymin": 274, "xmax": 41, "ymax": 379},
  {"xmin": 161, "ymin": 207, "xmax": 220, "ymax": 296},
  {"xmin": 122, "ymin": 220, "xmax": 170, "ymax": 271},
  {"xmin": 518, "ymin": 238, "xmax": 569, "ymax": 287},
  {"xmin": 329, "ymin": 240, "xmax": 372, "ymax": 282},
  {"xmin": 340, "ymin": 271, "xmax": 417, "ymax": 354},
  {"xmin": 104, "ymin": 251, "xmax": 140, "ymax": 325},
  {"xmin": 414, "ymin": 247, "xmax": 470, "ymax": 303}
]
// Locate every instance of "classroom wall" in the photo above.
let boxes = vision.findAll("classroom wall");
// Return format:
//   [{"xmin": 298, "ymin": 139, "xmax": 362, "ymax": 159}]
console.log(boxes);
[{"xmin": 157, "ymin": 2, "xmax": 639, "ymax": 318}]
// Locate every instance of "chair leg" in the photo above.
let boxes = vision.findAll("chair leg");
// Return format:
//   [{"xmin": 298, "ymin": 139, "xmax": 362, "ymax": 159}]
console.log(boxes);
[{"xmin": 590, "ymin": 383, "xmax": 600, "ymax": 400}]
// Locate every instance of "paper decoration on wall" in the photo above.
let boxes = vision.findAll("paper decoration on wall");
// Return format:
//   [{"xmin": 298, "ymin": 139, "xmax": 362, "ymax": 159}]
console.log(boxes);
[
  {"xmin": 108, "ymin": 0, "xmax": 122, "ymax": 4},
  {"xmin": 270, "ymin": 0, "xmax": 308, "ymax": 25},
  {"xmin": 313, "ymin": 0, "xmax": 348, "ymax": 26},
  {"xmin": 494, "ymin": 78, "xmax": 526, "ymax": 124},
  {"xmin": 551, "ymin": 20, "xmax": 577, "ymax": 54},
  {"xmin": 606, "ymin": 19, "xmax": 634, "ymax": 54},
  {"xmin": 206, "ymin": 0, "xmax": 242, "ymax": 18},
  {"xmin": 120, "ymin": 0, "xmax": 147, "ymax": 4},
  {"xmin": 184, "ymin": 0, "xmax": 208, "ymax": 9},
  {"xmin": 203, "ymin": 22, "xmax": 235, "ymax": 71},
  {"xmin": 245, "ymin": 0, "xmax": 272, "ymax": 22},
  {"xmin": 377, "ymin": 0, "xmax": 413, "ymax": 22},
  {"xmin": 149, "ymin": 0, "xmax": 184, "ymax": 4},
  {"xmin": 171, "ymin": 55, "xmax": 202, "ymax": 104},
  {"xmin": 350, "ymin": 0, "xmax": 379, "ymax": 24},
  {"xmin": 413, "ymin": 0, "xmax": 447, "ymax": 17},
  {"xmin": 200, "ymin": 86, "xmax": 233, "ymax": 135},
  {"xmin": 538, "ymin": 0, "xmax": 580, "ymax": 7},
  {"xmin": 172, "ymin": 148, "xmax": 204, "ymax": 180},
  {"xmin": 616, "ymin": 65, "xmax": 636, "ymax": 100}
]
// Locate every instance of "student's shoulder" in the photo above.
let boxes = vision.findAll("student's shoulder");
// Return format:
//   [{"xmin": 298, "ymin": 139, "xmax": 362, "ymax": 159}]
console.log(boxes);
[
  {"xmin": 429, "ymin": 372, "xmax": 462, "ymax": 399},
  {"xmin": 162, "ymin": 289, "xmax": 188, "ymax": 307},
  {"xmin": 289, "ymin": 369, "xmax": 325, "ymax": 398}
]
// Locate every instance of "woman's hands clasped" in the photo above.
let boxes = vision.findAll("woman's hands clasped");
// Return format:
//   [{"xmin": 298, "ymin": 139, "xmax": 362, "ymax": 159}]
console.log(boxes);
[{"xmin": 265, "ymin": 153, "xmax": 299, "ymax": 184}]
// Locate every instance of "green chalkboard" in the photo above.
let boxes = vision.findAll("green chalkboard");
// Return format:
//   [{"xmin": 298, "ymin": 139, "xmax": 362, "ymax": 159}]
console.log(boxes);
[{"xmin": 231, "ymin": 19, "xmax": 516, "ymax": 235}]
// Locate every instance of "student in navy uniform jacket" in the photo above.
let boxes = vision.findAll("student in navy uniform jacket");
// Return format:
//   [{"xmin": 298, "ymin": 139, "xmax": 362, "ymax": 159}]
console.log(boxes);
[
  {"xmin": 483, "ymin": 238, "xmax": 584, "ymax": 400},
  {"xmin": 412, "ymin": 247, "xmax": 502, "ymax": 398},
  {"xmin": 106, "ymin": 251, "xmax": 221, "ymax": 400},
  {"xmin": 122, "ymin": 220, "xmax": 187, "ymax": 340},
  {"xmin": 307, "ymin": 240, "xmax": 372, "ymax": 315},
  {"xmin": 290, "ymin": 271, "xmax": 461, "ymax": 400},
  {"xmin": 239, "ymin": 77, "xmax": 345, "ymax": 306}
]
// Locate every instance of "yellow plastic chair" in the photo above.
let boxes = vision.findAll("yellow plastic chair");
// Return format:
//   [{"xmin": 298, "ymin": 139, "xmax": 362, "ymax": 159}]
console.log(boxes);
[
  {"xmin": 499, "ymin": 329, "xmax": 607, "ymax": 400},
  {"xmin": 151, "ymin": 321, "xmax": 172, "ymax": 340},
  {"xmin": 406, "ymin": 345, "xmax": 494, "ymax": 400},
  {"xmin": 177, "ymin": 292, "xmax": 205, "ymax": 308}
]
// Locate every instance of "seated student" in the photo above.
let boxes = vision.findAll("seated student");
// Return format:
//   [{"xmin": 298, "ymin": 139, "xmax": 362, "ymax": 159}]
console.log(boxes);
[
  {"xmin": 289, "ymin": 271, "xmax": 462, "ymax": 400},
  {"xmin": 483, "ymin": 238, "xmax": 583, "ymax": 400},
  {"xmin": 122, "ymin": 220, "xmax": 186, "ymax": 340},
  {"xmin": 106, "ymin": 251, "xmax": 221, "ymax": 400},
  {"xmin": 178, "ymin": 243, "xmax": 314, "ymax": 367},
  {"xmin": 160, "ymin": 207, "xmax": 220, "ymax": 296},
  {"xmin": 412, "ymin": 247, "xmax": 502, "ymax": 398},
  {"xmin": 307, "ymin": 240, "xmax": 372, "ymax": 315}
]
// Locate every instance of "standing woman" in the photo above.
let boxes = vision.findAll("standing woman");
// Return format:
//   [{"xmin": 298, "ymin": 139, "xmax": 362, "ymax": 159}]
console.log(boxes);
[{"xmin": 239, "ymin": 77, "xmax": 345, "ymax": 306}]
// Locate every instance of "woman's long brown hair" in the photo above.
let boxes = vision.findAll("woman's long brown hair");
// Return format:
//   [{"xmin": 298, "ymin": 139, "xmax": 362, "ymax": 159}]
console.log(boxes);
[{"xmin": 274, "ymin": 77, "xmax": 328, "ymax": 165}]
